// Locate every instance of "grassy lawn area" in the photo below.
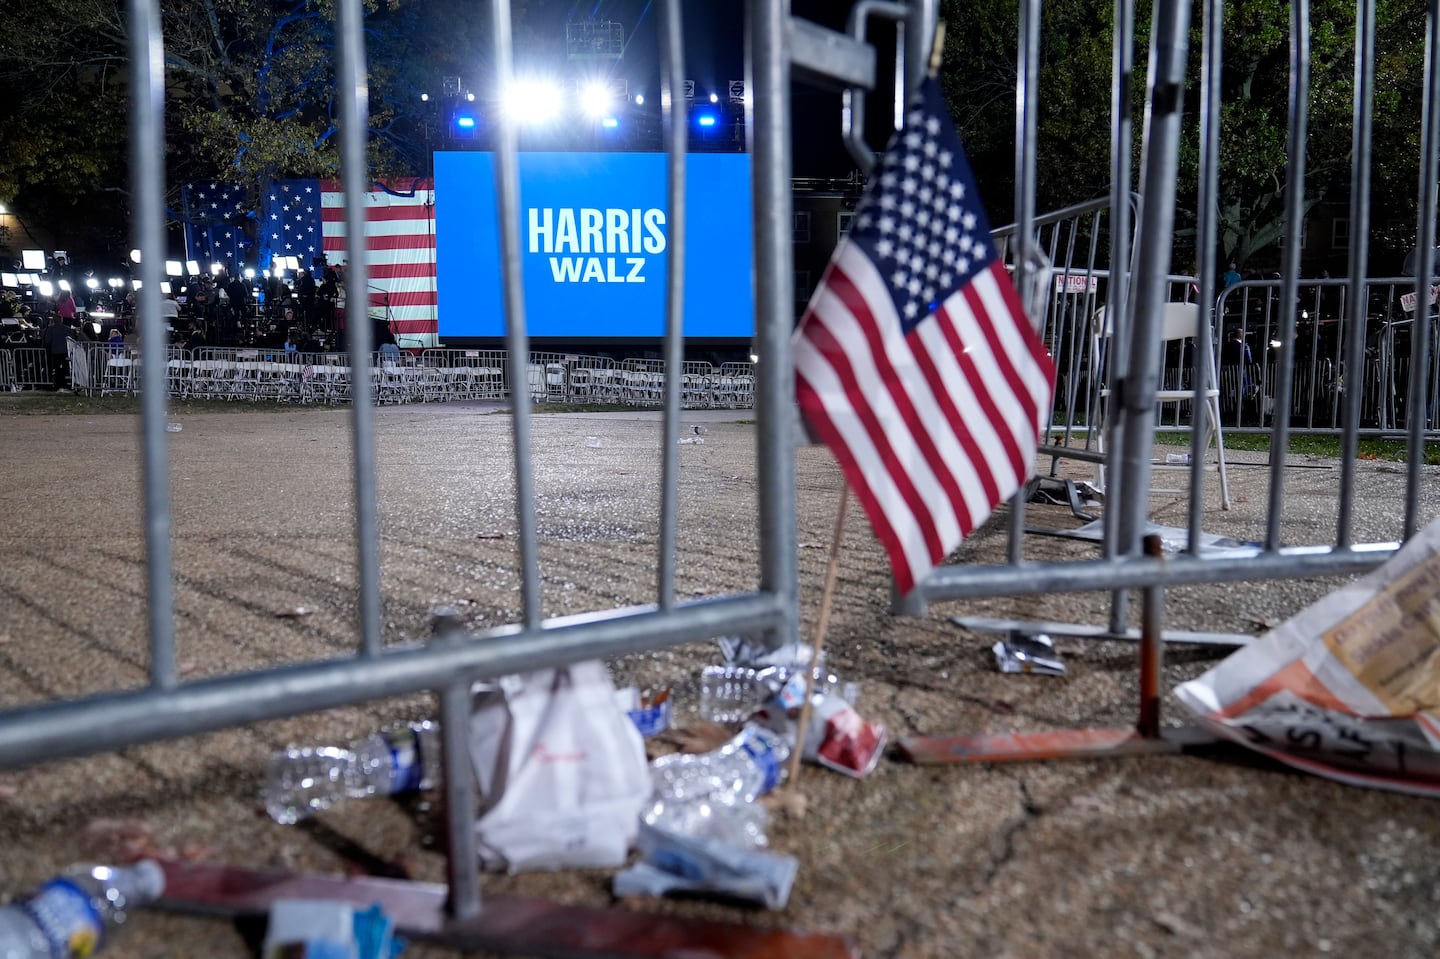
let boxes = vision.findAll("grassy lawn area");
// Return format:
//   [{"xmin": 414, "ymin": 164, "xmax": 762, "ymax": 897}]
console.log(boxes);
[{"xmin": 1156, "ymin": 430, "xmax": 1440, "ymax": 465}]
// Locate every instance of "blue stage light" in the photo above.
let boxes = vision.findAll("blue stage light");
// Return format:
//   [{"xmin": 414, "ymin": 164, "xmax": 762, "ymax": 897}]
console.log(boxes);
[
  {"xmin": 601, "ymin": 117, "xmax": 619, "ymax": 128},
  {"xmin": 697, "ymin": 114, "xmax": 716, "ymax": 127},
  {"xmin": 456, "ymin": 115, "xmax": 476, "ymax": 129}
]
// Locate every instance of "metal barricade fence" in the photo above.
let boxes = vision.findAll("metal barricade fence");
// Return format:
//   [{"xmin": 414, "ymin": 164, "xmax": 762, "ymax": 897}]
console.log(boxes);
[
  {"xmin": 9, "ymin": 347, "xmax": 52, "ymax": 390},
  {"xmin": 0, "ymin": 0, "xmax": 801, "ymax": 942},
  {"xmin": 0, "ymin": 350, "xmax": 14, "ymax": 391},
  {"xmin": 2, "ymin": 0, "xmax": 1437, "ymax": 947},
  {"xmin": 893, "ymin": 0, "xmax": 1439, "ymax": 768}
]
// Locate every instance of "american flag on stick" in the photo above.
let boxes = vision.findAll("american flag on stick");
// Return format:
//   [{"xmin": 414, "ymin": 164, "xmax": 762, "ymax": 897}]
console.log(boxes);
[{"xmin": 794, "ymin": 77, "xmax": 1055, "ymax": 596}]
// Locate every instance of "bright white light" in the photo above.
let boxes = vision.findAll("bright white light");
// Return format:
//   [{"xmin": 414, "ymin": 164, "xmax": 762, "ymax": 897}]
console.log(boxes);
[
  {"xmin": 38, "ymin": 281, "xmax": 54, "ymax": 297},
  {"xmin": 85, "ymin": 277, "xmax": 99, "ymax": 289},
  {"xmin": 244, "ymin": 268, "xmax": 255, "ymax": 279},
  {"xmin": 211, "ymin": 262, "xmax": 223, "ymax": 275},
  {"xmin": 466, "ymin": 92, "xmax": 475, "ymax": 102},
  {"xmin": 160, "ymin": 281, "xmax": 172, "ymax": 294},
  {"xmin": 17, "ymin": 274, "xmax": 32, "ymax": 285},
  {"xmin": 504, "ymin": 80, "xmax": 563, "ymax": 124},
  {"xmin": 58, "ymin": 280, "xmax": 71, "ymax": 292},
  {"xmin": 186, "ymin": 260, "xmax": 200, "ymax": 276},
  {"xmin": 698, "ymin": 114, "xmax": 716, "ymax": 127},
  {"xmin": 420, "ymin": 93, "xmax": 429, "ymax": 102},
  {"xmin": 1, "ymin": 273, "xmax": 15, "ymax": 287},
  {"xmin": 262, "ymin": 270, "xmax": 270, "ymax": 279},
  {"xmin": 165, "ymin": 260, "xmax": 183, "ymax": 277},
  {"xmin": 634, "ymin": 94, "xmax": 644, "ymax": 105},
  {"xmin": 132, "ymin": 280, "xmax": 143, "ymax": 290},
  {"xmin": 130, "ymin": 249, "xmax": 142, "ymax": 264},
  {"xmin": 1270, "ymin": 339, "xmax": 1282, "ymax": 349},
  {"xmin": 580, "ymin": 82, "xmax": 612, "ymax": 118},
  {"xmin": 22, "ymin": 249, "xmax": 45, "ymax": 270},
  {"xmin": 709, "ymin": 93, "xmax": 718, "ymax": 103},
  {"xmin": 0, "ymin": 203, "xmax": 7, "ymax": 214},
  {"xmin": 601, "ymin": 117, "xmax": 619, "ymax": 129},
  {"xmin": 108, "ymin": 278, "xmax": 122, "ymax": 288}
]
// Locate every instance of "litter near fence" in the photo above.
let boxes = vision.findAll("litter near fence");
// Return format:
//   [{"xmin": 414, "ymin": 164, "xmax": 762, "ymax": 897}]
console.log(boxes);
[{"xmin": 1176, "ymin": 515, "xmax": 1440, "ymax": 796}]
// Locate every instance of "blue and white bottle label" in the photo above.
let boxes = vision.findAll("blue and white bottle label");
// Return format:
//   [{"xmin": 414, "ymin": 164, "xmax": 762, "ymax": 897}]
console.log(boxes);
[
  {"xmin": 738, "ymin": 728, "xmax": 784, "ymax": 795},
  {"xmin": 22, "ymin": 879, "xmax": 105, "ymax": 958},
  {"xmin": 385, "ymin": 727, "xmax": 424, "ymax": 793}
]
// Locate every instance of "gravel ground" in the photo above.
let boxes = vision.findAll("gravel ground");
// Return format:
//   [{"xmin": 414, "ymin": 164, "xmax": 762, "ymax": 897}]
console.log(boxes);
[{"xmin": 1, "ymin": 399, "xmax": 1439, "ymax": 959}]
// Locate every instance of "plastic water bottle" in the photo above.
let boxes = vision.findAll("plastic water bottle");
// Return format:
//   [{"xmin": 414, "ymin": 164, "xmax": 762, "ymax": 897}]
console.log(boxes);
[
  {"xmin": 0, "ymin": 860, "xmax": 164, "ymax": 958},
  {"xmin": 698, "ymin": 665, "xmax": 776, "ymax": 723},
  {"xmin": 699, "ymin": 664, "xmax": 843, "ymax": 722},
  {"xmin": 644, "ymin": 726, "xmax": 790, "ymax": 847},
  {"xmin": 264, "ymin": 721, "xmax": 440, "ymax": 824}
]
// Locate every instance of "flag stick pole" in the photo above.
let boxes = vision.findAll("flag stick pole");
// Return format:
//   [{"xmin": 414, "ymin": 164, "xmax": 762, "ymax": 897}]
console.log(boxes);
[{"xmin": 785, "ymin": 482, "xmax": 850, "ymax": 791}]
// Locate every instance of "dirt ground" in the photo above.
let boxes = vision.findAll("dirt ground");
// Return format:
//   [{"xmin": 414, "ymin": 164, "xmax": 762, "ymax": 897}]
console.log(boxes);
[{"xmin": 2, "ymin": 398, "xmax": 1439, "ymax": 959}]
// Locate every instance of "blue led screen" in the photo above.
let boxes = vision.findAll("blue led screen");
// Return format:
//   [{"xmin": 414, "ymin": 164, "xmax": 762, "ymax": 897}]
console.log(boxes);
[{"xmin": 435, "ymin": 152, "xmax": 754, "ymax": 338}]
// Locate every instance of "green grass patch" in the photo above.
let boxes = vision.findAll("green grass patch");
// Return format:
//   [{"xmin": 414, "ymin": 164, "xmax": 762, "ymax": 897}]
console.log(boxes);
[{"xmin": 1155, "ymin": 430, "xmax": 1440, "ymax": 464}]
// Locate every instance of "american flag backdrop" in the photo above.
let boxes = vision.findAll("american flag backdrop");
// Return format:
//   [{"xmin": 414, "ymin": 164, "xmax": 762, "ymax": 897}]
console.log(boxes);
[
  {"xmin": 793, "ymin": 77, "xmax": 1055, "ymax": 596},
  {"xmin": 260, "ymin": 178, "xmax": 438, "ymax": 345},
  {"xmin": 180, "ymin": 181, "xmax": 250, "ymax": 268}
]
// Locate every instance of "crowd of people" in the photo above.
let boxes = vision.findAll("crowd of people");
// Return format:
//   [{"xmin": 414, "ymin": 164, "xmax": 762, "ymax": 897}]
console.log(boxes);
[{"xmin": 0, "ymin": 257, "xmax": 404, "ymax": 392}]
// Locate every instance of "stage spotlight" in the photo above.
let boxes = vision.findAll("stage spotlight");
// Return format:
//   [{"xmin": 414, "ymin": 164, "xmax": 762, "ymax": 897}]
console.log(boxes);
[
  {"xmin": 22, "ymin": 250, "xmax": 45, "ymax": 270},
  {"xmin": 697, "ymin": 114, "xmax": 716, "ymax": 127},
  {"xmin": 160, "ymin": 282, "xmax": 172, "ymax": 294},
  {"xmin": 580, "ymin": 82, "xmax": 612, "ymax": 118},
  {"xmin": 634, "ymin": 94, "xmax": 644, "ymax": 105},
  {"xmin": 133, "ymin": 280, "xmax": 143, "ymax": 290},
  {"xmin": 455, "ymin": 113, "xmax": 477, "ymax": 130},
  {"xmin": 244, "ymin": 268, "xmax": 256, "ymax": 279},
  {"xmin": 85, "ymin": 277, "xmax": 99, "ymax": 289},
  {"xmin": 130, "ymin": 249, "xmax": 142, "ymax": 264},
  {"xmin": 186, "ymin": 260, "xmax": 200, "ymax": 276},
  {"xmin": 709, "ymin": 93, "xmax": 718, "ymax": 103},
  {"xmin": 58, "ymin": 280, "xmax": 71, "ymax": 292},
  {"xmin": 211, "ymin": 262, "xmax": 223, "ymax": 275},
  {"xmin": 38, "ymin": 280, "xmax": 54, "ymax": 297},
  {"xmin": 165, "ymin": 260, "xmax": 183, "ymax": 277},
  {"xmin": 504, "ymin": 80, "xmax": 562, "ymax": 124},
  {"xmin": 601, "ymin": 117, "xmax": 619, "ymax": 129}
]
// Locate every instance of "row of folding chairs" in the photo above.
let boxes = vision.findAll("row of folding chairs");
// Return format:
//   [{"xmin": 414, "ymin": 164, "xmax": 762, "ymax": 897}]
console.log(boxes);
[
  {"xmin": 64, "ymin": 343, "xmax": 753, "ymax": 410},
  {"xmin": 527, "ymin": 355, "xmax": 756, "ymax": 409}
]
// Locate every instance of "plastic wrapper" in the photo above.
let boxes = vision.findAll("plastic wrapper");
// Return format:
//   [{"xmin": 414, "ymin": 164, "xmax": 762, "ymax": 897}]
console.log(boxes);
[
  {"xmin": 753, "ymin": 692, "xmax": 887, "ymax": 779},
  {"xmin": 992, "ymin": 633, "xmax": 1066, "ymax": 676},
  {"xmin": 612, "ymin": 822, "xmax": 798, "ymax": 909},
  {"xmin": 616, "ymin": 686, "xmax": 673, "ymax": 737}
]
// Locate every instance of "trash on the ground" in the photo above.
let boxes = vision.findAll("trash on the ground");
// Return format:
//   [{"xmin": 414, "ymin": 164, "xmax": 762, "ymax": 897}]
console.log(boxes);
[
  {"xmin": 264, "ymin": 721, "xmax": 439, "ymax": 825},
  {"xmin": 275, "ymin": 606, "xmax": 314, "ymax": 619},
  {"xmin": 677, "ymin": 436, "xmax": 705, "ymax": 445},
  {"xmin": 646, "ymin": 725, "xmax": 789, "ymax": 847},
  {"xmin": 753, "ymin": 693, "xmax": 887, "ymax": 780},
  {"xmin": 617, "ymin": 685, "xmax": 673, "ymax": 737},
  {"xmin": 613, "ymin": 822, "xmax": 798, "ymax": 910},
  {"xmin": 690, "ymin": 424, "xmax": 709, "ymax": 435},
  {"xmin": 0, "ymin": 860, "xmax": 164, "ymax": 958},
  {"xmin": 263, "ymin": 900, "xmax": 356, "ymax": 959},
  {"xmin": 474, "ymin": 532, "xmax": 506, "ymax": 540},
  {"xmin": 261, "ymin": 899, "xmax": 405, "ymax": 959},
  {"xmin": 584, "ymin": 436, "xmax": 603, "ymax": 448},
  {"xmin": 1176, "ymin": 514, "xmax": 1440, "ymax": 796},
  {"xmin": 1163, "ymin": 452, "xmax": 1192, "ymax": 465},
  {"xmin": 800, "ymin": 693, "xmax": 887, "ymax": 778},
  {"xmin": 164, "ymin": 421, "xmax": 183, "ymax": 433},
  {"xmin": 470, "ymin": 661, "xmax": 650, "ymax": 871},
  {"xmin": 992, "ymin": 633, "xmax": 1067, "ymax": 676},
  {"xmin": 698, "ymin": 663, "xmax": 781, "ymax": 723},
  {"xmin": 1059, "ymin": 519, "xmax": 1257, "ymax": 556}
]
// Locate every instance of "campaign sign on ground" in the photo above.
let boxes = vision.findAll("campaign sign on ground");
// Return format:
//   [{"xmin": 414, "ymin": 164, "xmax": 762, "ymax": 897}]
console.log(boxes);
[{"xmin": 434, "ymin": 152, "xmax": 754, "ymax": 339}]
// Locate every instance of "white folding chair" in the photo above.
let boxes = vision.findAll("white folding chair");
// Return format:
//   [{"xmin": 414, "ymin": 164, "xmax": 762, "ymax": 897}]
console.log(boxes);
[{"xmin": 1093, "ymin": 302, "xmax": 1232, "ymax": 509}]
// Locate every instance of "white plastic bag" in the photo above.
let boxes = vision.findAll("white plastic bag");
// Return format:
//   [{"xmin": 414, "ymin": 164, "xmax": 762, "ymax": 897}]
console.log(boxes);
[{"xmin": 469, "ymin": 661, "xmax": 651, "ymax": 872}]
